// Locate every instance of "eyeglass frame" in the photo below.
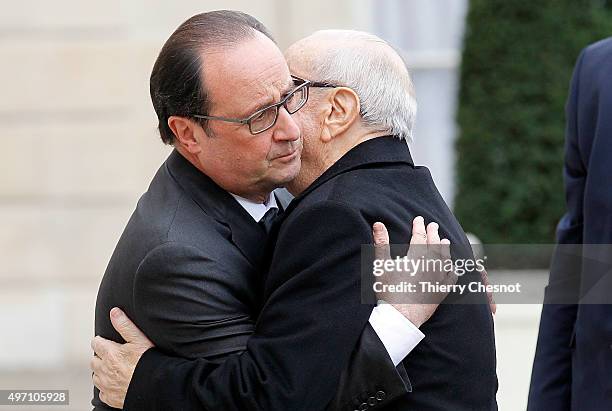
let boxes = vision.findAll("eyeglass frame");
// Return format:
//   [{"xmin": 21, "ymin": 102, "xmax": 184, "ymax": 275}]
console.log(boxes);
[
  {"xmin": 307, "ymin": 79, "xmax": 364, "ymax": 117},
  {"xmin": 308, "ymin": 80, "xmax": 339, "ymax": 89},
  {"xmin": 190, "ymin": 75, "xmax": 311, "ymax": 135}
]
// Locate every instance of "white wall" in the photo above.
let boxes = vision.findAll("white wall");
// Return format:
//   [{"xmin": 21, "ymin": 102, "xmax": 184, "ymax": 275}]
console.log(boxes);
[{"xmin": 372, "ymin": 0, "xmax": 468, "ymax": 206}]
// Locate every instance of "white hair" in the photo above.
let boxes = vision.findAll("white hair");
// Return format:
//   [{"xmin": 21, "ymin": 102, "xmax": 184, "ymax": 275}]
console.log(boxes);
[{"xmin": 292, "ymin": 30, "xmax": 417, "ymax": 141}]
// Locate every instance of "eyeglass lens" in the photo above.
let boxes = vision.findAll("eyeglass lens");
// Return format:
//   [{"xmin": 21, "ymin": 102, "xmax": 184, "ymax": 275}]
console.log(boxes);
[{"xmin": 249, "ymin": 85, "xmax": 308, "ymax": 133}]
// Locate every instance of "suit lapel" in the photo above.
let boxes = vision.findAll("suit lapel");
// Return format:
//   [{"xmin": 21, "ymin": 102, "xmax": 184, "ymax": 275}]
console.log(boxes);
[
  {"xmin": 224, "ymin": 200, "xmax": 269, "ymax": 267},
  {"xmin": 166, "ymin": 150, "xmax": 267, "ymax": 267}
]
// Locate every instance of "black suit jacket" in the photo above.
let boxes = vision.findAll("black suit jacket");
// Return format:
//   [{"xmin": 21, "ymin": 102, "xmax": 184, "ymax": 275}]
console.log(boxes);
[
  {"xmin": 273, "ymin": 137, "xmax": 498, "ymax": 410},
  {"xmin": 528, "ymin": 38, "xmax": 612, "ymax": 411},
  {"xmin": 121, "ymin": 138, "xmax": 497, "ymax": 411},
  {"xmin": 94, "ymin": 149, "xmax": 409, "ymax": 410}
]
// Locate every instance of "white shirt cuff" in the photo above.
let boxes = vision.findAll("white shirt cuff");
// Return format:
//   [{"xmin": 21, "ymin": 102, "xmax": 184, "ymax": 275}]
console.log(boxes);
[{"xmin": 368, "ymin": 303, "xmax": 425, "ymax": 366}]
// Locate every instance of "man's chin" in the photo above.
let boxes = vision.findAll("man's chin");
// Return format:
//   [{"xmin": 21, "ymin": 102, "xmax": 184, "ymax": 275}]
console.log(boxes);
[{"xmin": 267, "ymin": 163, "xmax": 301, "ymax": 191}]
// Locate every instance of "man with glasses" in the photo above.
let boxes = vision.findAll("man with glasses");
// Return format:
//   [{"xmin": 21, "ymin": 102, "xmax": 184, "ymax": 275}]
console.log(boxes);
[
  {"xmin": 91, "ymin": 11, "xmax": 447, "ymax": 411},
  {"xmin": 191, "ymin": 75, "xmax": 310, "ymax": 135}
]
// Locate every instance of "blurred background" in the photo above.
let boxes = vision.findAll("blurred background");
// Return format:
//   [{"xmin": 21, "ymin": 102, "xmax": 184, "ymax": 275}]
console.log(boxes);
[{"xmin": 1, "ymin": 0, "xmax": 610, "ymax": 409}]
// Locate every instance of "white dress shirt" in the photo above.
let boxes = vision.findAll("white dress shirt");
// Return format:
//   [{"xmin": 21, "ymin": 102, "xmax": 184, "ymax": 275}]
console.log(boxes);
[{"xmin": 230, "ymin": 192, "xmax": 424, "ymax": 366}]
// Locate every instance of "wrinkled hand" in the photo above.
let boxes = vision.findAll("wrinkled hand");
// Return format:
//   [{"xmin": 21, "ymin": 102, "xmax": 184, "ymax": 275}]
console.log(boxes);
[
  {"xmin": 91, "ymin": 308, "xmax": 154, "ymax": 409},
  {"xmin": 372, "ymin": 216, "xmax": 457, "ymax": 327}
]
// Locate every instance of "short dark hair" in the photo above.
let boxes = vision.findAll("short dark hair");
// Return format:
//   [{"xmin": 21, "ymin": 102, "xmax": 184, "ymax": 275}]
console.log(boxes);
[{"xmin": 149, "ymin": 10, "xmax": 275, "ymax": 145}]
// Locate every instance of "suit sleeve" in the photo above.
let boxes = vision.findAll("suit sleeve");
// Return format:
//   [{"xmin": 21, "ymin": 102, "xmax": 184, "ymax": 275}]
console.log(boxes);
[
  {"xmin": 527, "ymin": 48, "xmax": 586, "ymax": 411},
  {"xmin": 132, "ymin": 242, "xmax": 252, "ymax": 360},
  {"xmin": 326, "ymin": 324, "xmax": 412, "ymax": 410},
  {"xmin": 125, "ymin": 201, "xmax": 409, "ymax": 410}
]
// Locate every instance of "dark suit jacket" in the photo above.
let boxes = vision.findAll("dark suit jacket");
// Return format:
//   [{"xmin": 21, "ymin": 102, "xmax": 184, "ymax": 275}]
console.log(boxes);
[
  {"xmin": 94, "ymin": 149, "xmax": 409, "ymax": 410},
  {"xmin": 276, "ymin": 136, "xmax": 497, "ymax": 410},
  {"xmin": 528, "ymin": 37, "xmax": 612, "ymax": 411},
  {"xmin": 123, "ymin": 137, "xmax": 498, "ymax": 411}
]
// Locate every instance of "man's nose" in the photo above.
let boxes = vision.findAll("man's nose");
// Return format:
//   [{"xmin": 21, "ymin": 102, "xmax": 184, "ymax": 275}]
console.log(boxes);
[{"xmin": 272, "ymin": 107, "xmax": 301, "ymax": 142}]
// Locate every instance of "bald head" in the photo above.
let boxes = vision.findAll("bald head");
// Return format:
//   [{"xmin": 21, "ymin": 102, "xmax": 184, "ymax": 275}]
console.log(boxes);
[
  {"xmin": 286, "ymin": 30, "xmax": 407, "ymax": 78},
  {"xmin": 285, "ymin": 30, "xmax": 417, "ymax": 141}
]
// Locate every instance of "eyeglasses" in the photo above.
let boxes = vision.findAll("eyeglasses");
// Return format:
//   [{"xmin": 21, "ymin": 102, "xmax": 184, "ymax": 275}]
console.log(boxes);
[
  {"xmin": 308, "ymin": 80, "xmax": 339, "ymax": 89},
  {"xmin": 191, "ymin": 76, "xmax": 310, "ymax": 135}
]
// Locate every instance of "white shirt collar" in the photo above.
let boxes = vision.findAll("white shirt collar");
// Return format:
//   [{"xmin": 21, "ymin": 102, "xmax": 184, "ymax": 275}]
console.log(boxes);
[{"xmin": 230, "ymin": 192, "xmax": 278, "ymax": 222}]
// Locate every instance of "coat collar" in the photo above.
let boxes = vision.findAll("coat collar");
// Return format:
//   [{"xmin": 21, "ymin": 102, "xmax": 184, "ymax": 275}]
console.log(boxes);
[
  {"xmin": 285, "ymin": 136, "xmax": 414, "ymax": 213},
  {"xmin": 165, "ymin": 149, "xmax": 267, "ymax": 266}
]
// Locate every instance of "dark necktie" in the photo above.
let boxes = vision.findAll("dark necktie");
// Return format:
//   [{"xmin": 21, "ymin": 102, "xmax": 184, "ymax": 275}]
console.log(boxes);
[{"xmin": 259, "ymin": 207, "xmax": 279, "ymax": 233}]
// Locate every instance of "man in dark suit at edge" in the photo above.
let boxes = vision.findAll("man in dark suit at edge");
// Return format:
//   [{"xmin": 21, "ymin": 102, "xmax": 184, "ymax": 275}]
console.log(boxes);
[
  {"xmin": 528, "ymin": 37, "xmax": 612, "ymax": 411},
  {"xmin": 91, "ymin": 11, "xmax": 449, "ymax": 411},
  {"xmin": 92, "ymin": 26, "xmax": 498, "ymax": 410}
]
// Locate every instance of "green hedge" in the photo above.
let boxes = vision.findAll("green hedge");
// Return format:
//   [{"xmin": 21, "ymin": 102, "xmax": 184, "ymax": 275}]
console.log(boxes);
[{"xmin": 454, "ymin": 0, "xmax": 612, "ymax": 243}]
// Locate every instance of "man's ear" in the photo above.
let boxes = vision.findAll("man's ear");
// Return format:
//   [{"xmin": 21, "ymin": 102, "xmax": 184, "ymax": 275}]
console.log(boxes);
[
  {"xmin": 322, "ymin": 87, "xmax": 361, "ymax": 141},
  {"xmin": 168, "ymin": 116, "xmax": 203, "ymax": 154}
]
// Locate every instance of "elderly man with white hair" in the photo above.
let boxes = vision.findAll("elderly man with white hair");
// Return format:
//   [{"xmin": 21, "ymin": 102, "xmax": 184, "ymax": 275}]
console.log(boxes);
[
  {"xmin": 284, "ymin": 29, "xmax": 497, "ymax": 410},
  {"xmin": 92, "ymin": 21, "xmax": 496, "ymax": 411}
]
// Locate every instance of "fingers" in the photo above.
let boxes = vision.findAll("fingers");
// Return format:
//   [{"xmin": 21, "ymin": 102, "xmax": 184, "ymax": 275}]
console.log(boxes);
[
  {"xmin": 98, "ymin": 390, "xmax": 108, "ymax": 406},
  {"xmin": 373, "ymin": 222, "xmax": 391, "ymax": 262},
  {"xmin": 91, "ymin": 335, "xmax": 121, "ymax": 360},
  {"xmin": 438, "ymin": 238, "xmax": 456, "ymax": 285},
  {"xmin": 91, "ymin": 352, "xmax": 109, "ymax": 404},
  {"xmin": 373, "ymin": 222, "xmax": 389, "ymax": 246},
  {"xmin": 430, "ymin": 236, "xmax": 457, "ymax": 286},
  {"xmin": 410, "ymin": 216, "xmax": 427, "ymax": 245},
  {"xmin": 90, "ymin": 355, "xmax": 101, "ymax": 377},
  {"xmin": 440, "ymin": 238, "xmax": 451, "ymax": 259},
  {"xmin": 426, "ymin": 222, "xmax": 443, "ymax": 262},
  {"xmin": 110, "ymin": 307, "xmax": 151, "ymax": 345},
  {"xmin": 426, "ymin": 222, "xmax": 441, "ymax": 245},
  {"xmin": 93, "ymin": 372, "xmax": 102, "ymax": 391},
  {"xmin": 91, "ymin": 336, "xmax": 106, "ymax": 358}
]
